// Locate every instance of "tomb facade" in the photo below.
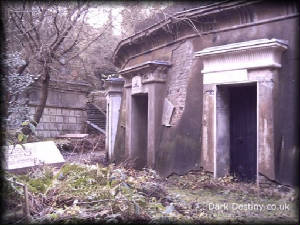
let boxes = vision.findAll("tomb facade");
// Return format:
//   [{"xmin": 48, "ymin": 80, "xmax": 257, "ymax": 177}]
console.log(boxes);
[{"xmin": 110, "ymin": 1, "xmax": 299, "ymax": 185}]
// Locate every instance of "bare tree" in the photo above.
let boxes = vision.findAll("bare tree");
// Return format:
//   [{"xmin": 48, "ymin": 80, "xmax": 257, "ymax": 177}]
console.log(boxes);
[
  {"xmin": 5, "ymin": 1, "xmax": 111, "ymax": 124},
  {"xmin": 119, "ymin": 2, "xmax": 171, "ymax": 38},
  {"xmin": 77, "ymin": 9, "xmax": 119, "ymax": 90}
]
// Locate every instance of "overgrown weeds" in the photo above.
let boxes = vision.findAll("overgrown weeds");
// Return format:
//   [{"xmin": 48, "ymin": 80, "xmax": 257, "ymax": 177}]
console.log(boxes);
[{"xmin": 3, "ymin": 164, "xmax": 298, "ymax": 224}]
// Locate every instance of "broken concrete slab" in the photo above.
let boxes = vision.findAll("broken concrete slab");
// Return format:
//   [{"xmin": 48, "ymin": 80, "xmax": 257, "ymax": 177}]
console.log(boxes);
[
  {"xmin": 58, "ymin": 133, "xmax": 89, "ymax": 139},
  {"xmin": 3, "ymin": 141, "xmax": 65, "ymax": 172}
]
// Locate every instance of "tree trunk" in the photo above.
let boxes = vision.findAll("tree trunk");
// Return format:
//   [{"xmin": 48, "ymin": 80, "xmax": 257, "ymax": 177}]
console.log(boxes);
[
  {"xmin": 17, "ymin": 60, "xmax": 29, "ymax": 75},
  {"xmin": 2, "ymin": 74, "xmax": 9, "ymax": 120},
  {"xmin": 34, "ymin": 66, "xmax": 50, "ymax": 124}
]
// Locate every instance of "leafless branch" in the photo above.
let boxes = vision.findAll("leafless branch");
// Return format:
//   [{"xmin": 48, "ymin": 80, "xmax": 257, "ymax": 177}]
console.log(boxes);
[
  {"xmin": 61, "ymin": 10, "xmax": 88, "ymax": 56},
  {"xmin": 51, "ymin": 4, "xmax": 89, "ymax": 52},
  {"xmin": 64, "ymin": 23, "xmax": 110, "ymax": 63}
]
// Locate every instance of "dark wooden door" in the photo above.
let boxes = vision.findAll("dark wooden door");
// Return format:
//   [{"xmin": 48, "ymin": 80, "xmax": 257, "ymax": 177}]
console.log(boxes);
[
  {"xmin": 229, "ymin": 85, "xmax": 257, "ymax": 181},
  {"xmin": 132, "ymin": 94, "xmax": 148, "ymax": 169}
]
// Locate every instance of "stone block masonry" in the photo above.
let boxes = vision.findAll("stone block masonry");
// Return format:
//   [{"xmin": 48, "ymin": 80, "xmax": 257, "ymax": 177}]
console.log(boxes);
[
  {"xmin": 27, "ymin": 80, "xmax": 91, "ymax": 138},
  {"xmin": 29, "ymin": 106, "xmax": 87, "ymax": 138}
]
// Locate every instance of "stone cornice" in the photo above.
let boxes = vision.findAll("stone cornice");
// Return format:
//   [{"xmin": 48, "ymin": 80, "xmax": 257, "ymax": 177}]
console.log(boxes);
[
  {"xmin": 195, "ymin": 39, "xmax": 288, "ymax": 73},
  {"xmin": 119, "ymin": 61, "xmax": 171, "ymax": 89},
  {"xmin": 104, "ymin": 78, "xmax": 124, "ymax": 95},
  {"xmin": 30, "ymin": 79, "xmax": 92, "ymax": 93},
  {"xmin": 113, "ymin": 0, "xmax": 261, "ymax": 68},
  {"xmin": 119, "ymin": 61, "xmax": 171, "ymax": 79},
  {"xmin": 195, "ymin": 39, "xmax": 288, "ymax": 56}
]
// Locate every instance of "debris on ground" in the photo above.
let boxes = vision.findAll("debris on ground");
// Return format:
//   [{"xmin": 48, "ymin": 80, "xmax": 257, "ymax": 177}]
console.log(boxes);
[
  {"xmin": 2, "ymin": 139, "xmax": 298, "ymax": 224},
  {"xmin": 3, "ymin": 164, "xmax": 298, "ymax": 224},
  {"xmin": 55, "ymin": 134, "xmax": 105, "ymax": 153},
  {"xmin": 55, "ymin": 134, "xmax": 107, "ymax": 165},
  {"xmin": 165, "ymin": 170, "xmax": 298, "ymax": 223},
  {"xmin": 3, "ymin": 164, "xmax": 168, "ymax": 223}
]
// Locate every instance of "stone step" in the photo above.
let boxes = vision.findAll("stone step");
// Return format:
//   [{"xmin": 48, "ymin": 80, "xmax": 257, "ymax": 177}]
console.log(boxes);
[{"xmin": 86, "ymin": 103, "xmax": 106, "ymax": 133}]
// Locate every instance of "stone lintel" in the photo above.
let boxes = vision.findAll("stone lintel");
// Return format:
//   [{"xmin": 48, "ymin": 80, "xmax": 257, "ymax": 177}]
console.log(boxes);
[
  {"xmin": 119, "ymin": 60, "xmax": 171, "ymax": 79},
  {"xmin": 195, "ymin": 39, "xmax": 288, "ymax": 73},
  {"xmin": 120, "ymin": 61, "xmax": 171, "ymax": 89}
]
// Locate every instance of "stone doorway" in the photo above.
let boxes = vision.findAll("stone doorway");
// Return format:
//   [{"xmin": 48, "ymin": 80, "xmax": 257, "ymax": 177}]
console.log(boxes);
[
  {"xmin": 131, "ymin": 94, "xmax": 148, "ymax": 169},
  {"xmin": 196, "ymin": 39, "xmax": 288, "ymax": 183},
  {"xmin": 216, "ymin": 84, "xmax": 257, "ymax": 181},
  {"xmin": 230, "ymin": 85, "xmax": 257, "ymax": 181},
  {"xmin": 119, "ymin": 61, "xmax": 171, "ymax": 169}
]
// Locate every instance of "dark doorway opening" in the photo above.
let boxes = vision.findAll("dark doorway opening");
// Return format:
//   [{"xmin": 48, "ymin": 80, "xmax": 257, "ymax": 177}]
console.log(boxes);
[
  {"xmin": 229, "ymin": 85, "xmax": 257, "ymax": 182},
  {"xmin": 132, "ymin": 94, "xmax": 148, "ymax": 169}
]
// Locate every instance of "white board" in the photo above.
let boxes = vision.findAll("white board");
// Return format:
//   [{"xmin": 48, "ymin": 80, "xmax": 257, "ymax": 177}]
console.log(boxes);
[{"xmin": 3, "ymin": 141, "xmax": 65, "ymax": 170}]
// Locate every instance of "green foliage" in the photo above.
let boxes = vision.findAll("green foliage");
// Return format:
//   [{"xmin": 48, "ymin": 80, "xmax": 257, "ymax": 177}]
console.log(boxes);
[
  {"xmin": 8, "ymin": 167, "xmax": 54, "ymax": 194},
  {"xmin": 3, "ymin": 174, "xmax": 24, "ymax": 200},
  {"xmin": 28, "ymin": 177, "xmax": 52, "ymax": 194},
  {"xmin": 5, "ymin": 118, "xmax": 37, "ymax": 147},
  {"xmin": 58, "ymin": 164, "xmax": 87, "ymax": 178},
  {"xmin": 3, "ymin": 163, "xmax": 298, "ymax": 223}
]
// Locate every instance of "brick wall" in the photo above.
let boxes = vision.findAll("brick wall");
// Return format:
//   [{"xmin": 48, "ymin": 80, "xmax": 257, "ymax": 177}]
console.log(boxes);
[
  {"xmin": 29, "ymin": 106, "xmax": 87, "ymax": 138},
  {"xmin": 166, "ymin": 41, "xmax": 194, "ymax": 126}
]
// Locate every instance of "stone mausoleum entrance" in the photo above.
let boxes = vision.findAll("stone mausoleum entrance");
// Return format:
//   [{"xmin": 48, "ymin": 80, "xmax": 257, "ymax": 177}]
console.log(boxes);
[
  {"xmin": 196, "ymin": 39, "xmax": 288, "ymax": 183},
  {"xmin": 217, "ymin": 84, "xmax": 257, "ymax": 181},
  {"xmin": 131, "ymin": 94, "xmax": 148, "ymax": 169},
  {"xmin": 119, "ymin": 61, "xmax": 171, "ymax": 169}
]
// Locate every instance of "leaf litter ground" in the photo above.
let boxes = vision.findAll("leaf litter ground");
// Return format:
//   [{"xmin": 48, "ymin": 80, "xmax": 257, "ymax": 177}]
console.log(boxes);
[{"xmin": 3, "ymin": 141, "xmax": 298, "ymax": 224}]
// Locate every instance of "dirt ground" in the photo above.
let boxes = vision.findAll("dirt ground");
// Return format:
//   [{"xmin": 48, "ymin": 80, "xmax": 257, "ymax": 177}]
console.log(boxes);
[
  {"xmin": 61, "ymin": 150, "xmax": 107, "ymax": 165},
  {"xmin": 56, "ymin": 134, "xmax": 107, "ymax": 165},
  {"xmin": 164, "ymin": 171, "xmax": 298, "ymax": 223},
  {"xmin": 3, "ymin": 136, "xmax": 299, "ymax": 224}
]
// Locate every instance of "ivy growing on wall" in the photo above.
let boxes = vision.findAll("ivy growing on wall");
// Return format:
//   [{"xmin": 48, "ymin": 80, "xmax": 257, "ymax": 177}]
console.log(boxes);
[{"xmin": 4, "ymin": 52, "xmax": 37, "ymax": 128}]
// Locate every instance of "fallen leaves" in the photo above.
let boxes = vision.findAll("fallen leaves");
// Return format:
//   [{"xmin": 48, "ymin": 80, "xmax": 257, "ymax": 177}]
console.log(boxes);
[
  {"xmin": 3, "ymin": 164, "xmax": 298, "ymax": 224},
  {"xmin": 4, "ymin": 163, "xmax": 173, "ymax": 223}
]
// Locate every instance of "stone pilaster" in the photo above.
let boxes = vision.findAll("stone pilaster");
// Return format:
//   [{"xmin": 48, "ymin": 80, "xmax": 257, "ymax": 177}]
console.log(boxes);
[{"xmin": 104, "ymin": 78, "xmax": 125, "ymax": 161}]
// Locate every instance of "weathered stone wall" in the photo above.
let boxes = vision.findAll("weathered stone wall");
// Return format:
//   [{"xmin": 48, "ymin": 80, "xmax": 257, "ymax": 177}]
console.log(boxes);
[
  {"xmin": 28, "ymin": 106, "xmax": 87, "ymax": 138},
  {"xmin": 28, "ymin": 80, "xmax": 91, "ymax": 138},
  {"xmin": 166, "ymin": 41, "xmax": 194, "ymax": 126},
  {"xmin": 113, "ymin": 1, "xmax": 299, "ymax": 185}
]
